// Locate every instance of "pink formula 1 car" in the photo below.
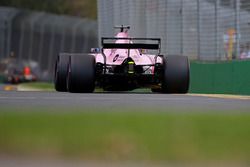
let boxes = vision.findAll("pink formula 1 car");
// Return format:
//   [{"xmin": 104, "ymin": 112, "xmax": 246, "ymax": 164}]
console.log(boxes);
[{"xmin": 54, "ymin": 26, "xmax": 189, "ymax": 93}]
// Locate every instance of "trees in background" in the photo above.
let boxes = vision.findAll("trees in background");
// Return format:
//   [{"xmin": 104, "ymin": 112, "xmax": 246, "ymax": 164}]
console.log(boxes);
[{"xmin": 0, "ymin": 0, "xmax": 97, "ymax": 19}]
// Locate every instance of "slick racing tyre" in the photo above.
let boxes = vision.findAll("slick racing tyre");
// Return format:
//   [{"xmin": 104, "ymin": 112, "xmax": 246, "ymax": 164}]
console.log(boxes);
[
  {"xmin": 54, "ymin": 53, "xmax": 70, "ymax": 92},
  {"xmin": 161, "ymin": 55, "xmax": 190, "ymax": 93},
  {"xmin": 67, "ymin": 54, "xmax": 96, "ymax": 93}
]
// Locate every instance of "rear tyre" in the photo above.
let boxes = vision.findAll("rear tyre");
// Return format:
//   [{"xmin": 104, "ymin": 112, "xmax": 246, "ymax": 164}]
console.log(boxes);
[
  {"xmin": 54, "ymin": 54, "xmax": 70, "ymax": 92},
  {"xmin": 67, "ymin": 55, "xmax": 95, "ymax": 93},
  {"xmin": 161, "ymin": 55, "xmax": 190, "ymax": 93}
]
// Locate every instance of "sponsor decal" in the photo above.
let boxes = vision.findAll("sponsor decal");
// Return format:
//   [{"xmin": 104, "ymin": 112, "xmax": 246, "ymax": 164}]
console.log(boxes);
[{"xmin": 113, "ymin": 54, "xmax": 119, "ymax": 62}]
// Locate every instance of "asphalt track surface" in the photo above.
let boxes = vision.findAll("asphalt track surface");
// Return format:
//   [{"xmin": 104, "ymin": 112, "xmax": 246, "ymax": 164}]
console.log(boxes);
[{"xmin": 0, "ymin": 88, "xmax": 250, "ymax": 111}]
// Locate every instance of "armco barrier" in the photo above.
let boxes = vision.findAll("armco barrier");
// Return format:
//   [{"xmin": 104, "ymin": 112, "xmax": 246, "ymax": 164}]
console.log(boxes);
[{"xmin": 190, "ymin": 60, "xmax": 250, "ymax": 95}]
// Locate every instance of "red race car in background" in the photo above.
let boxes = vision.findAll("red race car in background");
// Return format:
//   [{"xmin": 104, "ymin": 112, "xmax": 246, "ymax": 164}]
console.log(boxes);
[{"xmin": 0, "ymin": 58, "xmax": 37, "ymax": 84}]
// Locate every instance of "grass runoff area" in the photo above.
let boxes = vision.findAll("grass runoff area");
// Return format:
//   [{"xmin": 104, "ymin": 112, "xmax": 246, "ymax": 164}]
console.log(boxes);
[
  {"xmin": 1, "ymin": 108, "xmax": 250, "ymax": 165},
  {"xmin": 18, "ymin": 82, "xmax": 54, "ymax": 91},
  {"xmin": 18, "ymin": 82, "xmax": 151, "ymax": 92}
]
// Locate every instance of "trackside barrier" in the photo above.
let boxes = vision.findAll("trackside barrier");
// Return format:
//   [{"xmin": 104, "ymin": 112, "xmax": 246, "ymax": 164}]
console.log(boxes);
[{"xmin": 190, "ymin": 60, "xmax": 250, "ymax": 95}]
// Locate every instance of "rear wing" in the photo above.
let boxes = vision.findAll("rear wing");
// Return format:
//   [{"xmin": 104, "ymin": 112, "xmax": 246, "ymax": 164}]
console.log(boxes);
[{"xmin": 101, "ymin": 37, "xmax": 161, "ymax": 53}]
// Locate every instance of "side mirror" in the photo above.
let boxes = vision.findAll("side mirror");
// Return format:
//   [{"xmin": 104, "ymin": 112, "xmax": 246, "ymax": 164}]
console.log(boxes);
[{"xmin": 91, "ymin": 48, "xmax": 101, "ymax": 53}]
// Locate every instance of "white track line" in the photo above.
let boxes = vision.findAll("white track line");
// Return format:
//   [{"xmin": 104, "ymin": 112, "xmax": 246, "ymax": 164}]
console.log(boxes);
[{"xmin": 188, "ymin": 93, "xmax": 250, "ymax": 100}]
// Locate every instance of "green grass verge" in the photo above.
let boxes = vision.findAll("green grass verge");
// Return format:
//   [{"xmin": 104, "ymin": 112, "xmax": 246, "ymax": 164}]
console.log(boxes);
[
  {"xmin": 1, "ymin": 108, "xmax": 250, "ymax": 163},
  {"xmin": 18, "ymin": 82, "xmax": 54, "ymax": 91},
  {"xmin": 18, "ymin": 82, "xmax": 152, "ymax": 92}
]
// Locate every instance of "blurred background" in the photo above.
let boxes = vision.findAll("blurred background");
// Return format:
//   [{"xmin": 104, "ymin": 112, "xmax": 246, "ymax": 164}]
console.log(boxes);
[
  {"xmin": 0, "ymin": 0, "xmax": 250, "ymax": 82},
  {"xmin": 98, "ymin": 0, "xmax": 250, "ymax": 61},
  {"xmin": 0, "ymin": 0, "xmax": 250, "ymax": 81},
  {"xmin": 0, "ymin": 0, "xmax": 98, "ymax": 82}
]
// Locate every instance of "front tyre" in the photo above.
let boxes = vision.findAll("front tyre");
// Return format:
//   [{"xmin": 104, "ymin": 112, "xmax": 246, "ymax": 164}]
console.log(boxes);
[
  {"xmin": 161, "ymin": 55, "xmax": 190, "ymax": 93},
  {"xmin": 67, "ymin": 55, "xmax": 96, "ymax": 93}
]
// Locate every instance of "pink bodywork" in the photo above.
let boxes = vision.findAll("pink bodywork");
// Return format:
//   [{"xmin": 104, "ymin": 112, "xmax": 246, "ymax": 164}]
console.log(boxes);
[{"xmin": 94, "ymin": 32, "xmax": 162, "ymax": 69}]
